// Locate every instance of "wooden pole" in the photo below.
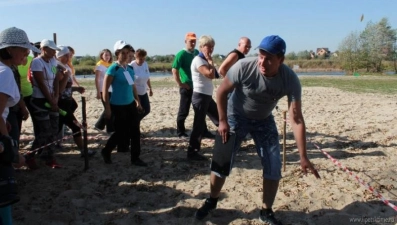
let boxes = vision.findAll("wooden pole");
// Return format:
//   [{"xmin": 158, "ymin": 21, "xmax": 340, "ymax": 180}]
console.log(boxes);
[
  {"xmin": 82, "ymin": 96, "xmax": 89, "ymax": 170},
  {"xmin": 283, "ymin": 110, "xmax": 287, "ymax": 172},
  {"xmin": 53, "ymin": 33, "xmax": 57, "ymax": 44}
]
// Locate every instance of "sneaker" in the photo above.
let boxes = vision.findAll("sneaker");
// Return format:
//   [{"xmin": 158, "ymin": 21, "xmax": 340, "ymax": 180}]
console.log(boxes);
[
  {"xmin": 202, "ymin": 131, "xmax": 215, "ymax": 139},
  {"xmin": 259, "ymin": 209, "xmax": 283, "ymax": 225},
  {"xmin": 195, "ymin": 198, "xmax": 217, "ymax": 220},
  {"xmin": 178, "ymin": 133, "xmax": 189, "ymax": 139},
  {"xmin": 101, "ymin": 149, "xmax": 112, "ymax": 164},
  {"xmin": 24, "ymin": 156, "xmax": 39, "ymax": 170},
  {"xmin": 187, "ymin": 152, "xmax": 208, "ymax": 161},
  {"xmin": 80, "ymin": 150, "xmax": 97, "ymax": 158},
  {"xmin": 45, "ymin": 159, "xmax": 62, "ymax": 169},
  {"xmin": 131, "ymin": 158, "xmax": 147, "ymax": 167}
]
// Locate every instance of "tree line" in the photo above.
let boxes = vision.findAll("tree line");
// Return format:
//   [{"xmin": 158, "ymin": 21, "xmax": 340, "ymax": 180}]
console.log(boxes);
[{"xmin": 73, "ymin": 17, "xmax": 397, "ymax": 74}]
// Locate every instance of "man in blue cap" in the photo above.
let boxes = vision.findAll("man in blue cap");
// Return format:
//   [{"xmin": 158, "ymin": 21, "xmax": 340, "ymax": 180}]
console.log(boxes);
[{"xmin": 195, "ymin": 35, "xmax": 320, "ymax": 224}]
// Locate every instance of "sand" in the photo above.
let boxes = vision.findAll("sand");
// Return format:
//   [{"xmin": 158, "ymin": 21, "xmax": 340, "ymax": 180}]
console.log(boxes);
[{"xmin": 14, "ymin": 79, "xmax": 397, "ymax": 225}]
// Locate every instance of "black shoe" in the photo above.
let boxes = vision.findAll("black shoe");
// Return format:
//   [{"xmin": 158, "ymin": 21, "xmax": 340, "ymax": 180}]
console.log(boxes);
[
  {"xmin": 195, "ymin": 198, "xmax": 217, "ymax": 220},
  {"xmin": 178, "ymin": 133, "xmax": 189, "ymax": 139},
  {"xmin": 101, "ymin": 149, "xmax": 112, "ymax": 164},
  {"xmin": 80, "ymin": 150, "xmax": 97, "ymax": 158},
  {"xmin": 131, "ymin": 158, "xmax": 147, "ymax": 167},
  {"xmin": 259, "ymin": 209, "xmax": 283, "ymax": 225},
  {"xmin": 187, "ymin": 152, "xmax": 207, "ymax": 161},
  {"xmin": 94, "ymin": 125, "xmax": 104, "ymax": 131},
  {"xmin": 202, "ymin": 131, "xmax": 215, "ymax": 139}
]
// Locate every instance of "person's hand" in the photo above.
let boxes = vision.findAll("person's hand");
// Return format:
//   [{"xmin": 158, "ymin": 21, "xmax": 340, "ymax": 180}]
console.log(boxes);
[
  {"xmin": 218, "ymin": 120, "xmax": 230, "ymax": 143},
  {"xmin": 96, "ymin": 91, "xmax": 101, "ymax": 100},
  {"xmin": 50, "ymin": 102, "xmax": 59, "ymax": 112},
  {"xmin": 179, "ymin": 83, "xmax": 190, "ymax": 90},
  {"xmin": 77, "ymin": 86, "xmax": 85, "ymax": 94},
  {"xmin": 149, "ymin": 89, "xmax": 153, "ymax": 97},
  {"xmin": 104, "ymin": 107, "xmax": 111, "ymax": 119},
  {"xmin": 21, "ymin": 107, "xmax": 29, "ymax": 121},
  {"xmin": 300, "ymin": 156, "xmax": 320, "ymax": 179}
]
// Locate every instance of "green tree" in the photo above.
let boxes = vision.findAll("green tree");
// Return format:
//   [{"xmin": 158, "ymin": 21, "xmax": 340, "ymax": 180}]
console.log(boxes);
[
  {"xmin": 360, "ymin": 18, "xmax": 397, "ymax": 72},
  {"xmin": 285, "ymin": 51, "xmax": 297, "ymax": 60},
  {"xmin": 297, "ymin": 50, "xmax": 311, "ymax": 60},
  {"xmin": 338, "ymin": 31, "xmax": 363, "ymax": 73}
]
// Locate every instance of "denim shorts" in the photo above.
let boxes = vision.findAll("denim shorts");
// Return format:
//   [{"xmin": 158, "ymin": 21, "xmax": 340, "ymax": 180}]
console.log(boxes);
[{"xmin": 212, "ymin": 114, "xmax": 282, "ymax": 180}]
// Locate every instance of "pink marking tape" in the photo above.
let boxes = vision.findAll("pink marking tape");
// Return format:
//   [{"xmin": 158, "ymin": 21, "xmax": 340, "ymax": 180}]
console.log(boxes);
[{"xmin": 312, "ymin": 142, "xmax": 397, "ymax": 212}]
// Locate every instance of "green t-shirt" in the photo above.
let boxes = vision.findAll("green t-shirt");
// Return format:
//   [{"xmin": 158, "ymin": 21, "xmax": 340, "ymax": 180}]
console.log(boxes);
[
  {"xmin": 18, "ymin": 55, "xmax": 33, "ymax": 97},
  {"xmin": 172, "ymin": 49, "xmax": 199, "ymax": 88}
]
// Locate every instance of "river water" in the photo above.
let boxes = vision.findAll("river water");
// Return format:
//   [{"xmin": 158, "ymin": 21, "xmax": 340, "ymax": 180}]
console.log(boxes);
[
  {"xmin": 76, "ymin": 71, "xmax": 349, "ymax": 80},
  {"xmin": 76, "ymin": 71, "xmax": 397, "ymax": 80}
]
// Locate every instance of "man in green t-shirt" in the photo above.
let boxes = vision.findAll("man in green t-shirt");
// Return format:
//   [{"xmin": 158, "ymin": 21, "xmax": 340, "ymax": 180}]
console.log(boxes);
[{"xmin": 172, "ymin": 32, "xmax": 215, "ymax": 140}]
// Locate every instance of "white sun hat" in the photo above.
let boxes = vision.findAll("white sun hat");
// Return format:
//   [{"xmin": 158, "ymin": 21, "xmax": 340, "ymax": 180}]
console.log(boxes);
[
  {"xmin": 0, "ymin": 27, "xmax": 40, "ymax": 53},
  {"xmin": 56, "ymin": 45, "xmax": 70, "ymax": 58}
]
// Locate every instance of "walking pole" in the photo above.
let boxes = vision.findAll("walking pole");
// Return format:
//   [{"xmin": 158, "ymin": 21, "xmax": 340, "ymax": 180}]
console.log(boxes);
[
  {"xmin": 81, "ymin": 96, "xmax": 89, "ymax": 170},
  {"xmin": 283, "ymin": 110, "xmax": 287, "ymax": 172},
  {"xmin": 53, "ymin": 33, "xmax": 57, "ymax": 44}
]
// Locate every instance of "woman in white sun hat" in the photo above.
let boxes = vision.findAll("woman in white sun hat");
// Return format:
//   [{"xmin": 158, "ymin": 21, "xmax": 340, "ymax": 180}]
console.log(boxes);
[{"xmin": 0, "ymin": 26, "xmax": 40, "ymax": 225}]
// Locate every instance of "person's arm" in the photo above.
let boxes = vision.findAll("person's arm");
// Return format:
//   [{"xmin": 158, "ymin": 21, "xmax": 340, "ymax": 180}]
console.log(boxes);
[
  {"xmin": 147, "ymin": 79, "xmax": 153, "ymax": 96},
  {"xmin": 17, "ymin": 97, "xmax": 29, "ymax": 121},
  {"xmin": 219, "ymin": 53, "xmax": 239, "ymax": 78},
  {"xmin": 102, "ymin": 75, "xmax": 113, "ymax": 119},
  {"xmin": 288, "ymin": 100, "xmax": 320, "ymax": 178},
  {"xmin": 58, "ymin": 66, "xmax": 70, "ymax": 94},
  {"xmin": 95, "ymin": 69, "xmax": 102, "ymax": 99},
  {"xmin": 172, "ymin": 53, "xmax": 190, "ymax": 89},
  {"xmin": 132, "ymin": 84, "xmax": 142, "ymax": 111},
  {"xmin": 72, "ymin": 74, "xmax": 80, "ymax": 87},
  {"xmin": 0, "ymin": 93, "xmax": 9, "ymax": 135},
  {"xmin": 197, "ymin": 63, "xmax": 216, "ymax": 79},
  {"xmin": 172, "ymin": 68, "xmax": 189, "ymax": 89},
  {"xmin": 216, "ymin": 76, "xmax": 236, "ymax": 143}
]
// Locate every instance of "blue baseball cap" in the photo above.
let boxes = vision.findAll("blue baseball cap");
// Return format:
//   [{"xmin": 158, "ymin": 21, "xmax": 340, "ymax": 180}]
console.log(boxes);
[{"xmin": 255, "ymin": 35, "xmax": 286, "ymax": 55}]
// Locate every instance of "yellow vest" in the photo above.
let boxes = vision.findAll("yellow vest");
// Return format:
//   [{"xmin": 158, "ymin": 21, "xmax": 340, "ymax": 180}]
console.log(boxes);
[{"xmin": 18, "ymin": 56, "xmax": 33, "ymax": 97}]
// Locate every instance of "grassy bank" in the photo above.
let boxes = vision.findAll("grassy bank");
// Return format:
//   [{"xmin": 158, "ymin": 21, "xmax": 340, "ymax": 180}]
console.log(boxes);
[{"xmin": 78, "ymin": 76, "xmax": 397, "ymax": 95}]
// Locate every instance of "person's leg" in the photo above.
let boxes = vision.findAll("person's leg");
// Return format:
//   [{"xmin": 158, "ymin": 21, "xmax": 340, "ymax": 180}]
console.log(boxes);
[
  {"xmin": 205, "ymin": 98, "xmax": 219, "ymax": 127},
  {"xmin": 105, "ymin": 92, "xmax": 115, "ymax": 133},
  {"xmin": 187, "ymin": 93, "xmax": 210, "ymax": 160},
  {"xmin": 24, "ymin": 95, "xmax": 38, "ymax": 137},
  {"xmin": 176, "ymin": 88, "xmax": 192, "ymax": 137},
  {"xmin": 101, "ymin": 104, "xmax": 124, "ymax": 163},
  {"xmin": 138, "ymin": 93, "xmax": 150, "ymax": 121},
  {"xmin": 250, "ymin": 115, "xmax": 282, "ymax": 224},
  {"xmin": 129, "ymin": 103, "xmax": 146, "ymax": 166},
  {"xmin": 196, "ymin": 115, "xmax": 248, "ymax": 220},
  {"xmin": 95, "ymin": 92, "xmax": 106, "ymax": 130}
]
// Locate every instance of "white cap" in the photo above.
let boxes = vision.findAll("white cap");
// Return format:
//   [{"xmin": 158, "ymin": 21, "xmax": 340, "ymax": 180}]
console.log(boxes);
[
  {"xmin": 113, "ymin": 40, "xmax": 130, "ymax": 52},
  {"xmin": 40, "ymin": 39, "xmax": 61, "ymax": 51},
  {"xmin": 56, "ymin": 46, "xmax": 70, "ymax": 58}
]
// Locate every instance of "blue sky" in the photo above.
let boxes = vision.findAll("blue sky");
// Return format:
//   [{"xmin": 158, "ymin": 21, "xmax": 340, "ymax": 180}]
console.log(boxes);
[{"xmin": 1, "ymin": 0, "xmax": 396, "ymax": 56}]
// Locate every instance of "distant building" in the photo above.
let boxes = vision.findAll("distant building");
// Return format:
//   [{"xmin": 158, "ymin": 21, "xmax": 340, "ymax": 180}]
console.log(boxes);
[{"xmin": 316, "ymin": 48, "xmax": 331, "ymax": 57}]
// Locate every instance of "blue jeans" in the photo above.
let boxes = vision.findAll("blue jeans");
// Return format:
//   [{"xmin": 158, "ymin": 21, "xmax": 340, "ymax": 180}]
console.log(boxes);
[{"xmin": 213, "ymin": 114, "xmax": 282, "ymax": 180}]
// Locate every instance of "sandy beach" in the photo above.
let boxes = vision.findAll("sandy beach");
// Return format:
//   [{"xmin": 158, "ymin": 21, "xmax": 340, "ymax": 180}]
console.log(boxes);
[{"xmin": 14, "ymin": 78, "xmax": 397, "ymax": 225}]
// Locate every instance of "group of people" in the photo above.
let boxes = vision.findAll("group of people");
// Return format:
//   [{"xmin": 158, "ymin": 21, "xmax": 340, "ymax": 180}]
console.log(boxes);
[{"xmin": 0, "ymin": 26, "xmax": 320, "ymax": 225}]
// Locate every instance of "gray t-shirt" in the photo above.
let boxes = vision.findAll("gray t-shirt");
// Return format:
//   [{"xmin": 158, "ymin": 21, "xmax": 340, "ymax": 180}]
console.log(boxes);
[{"xmin": 227, "ymin": 57, "xmax": 301, "ymax": 120}]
